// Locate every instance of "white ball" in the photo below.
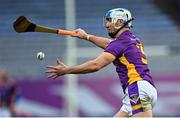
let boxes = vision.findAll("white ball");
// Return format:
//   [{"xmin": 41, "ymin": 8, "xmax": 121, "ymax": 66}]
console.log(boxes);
[{"xmin": 37, "ymin": 52, "xmax": 45, "ymax": 60}]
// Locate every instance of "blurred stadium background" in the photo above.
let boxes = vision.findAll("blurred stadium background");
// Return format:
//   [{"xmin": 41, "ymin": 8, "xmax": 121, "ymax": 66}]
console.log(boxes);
[{"xmin": 0, "ymin": 0, "xmax": 180, "ymax": 117}]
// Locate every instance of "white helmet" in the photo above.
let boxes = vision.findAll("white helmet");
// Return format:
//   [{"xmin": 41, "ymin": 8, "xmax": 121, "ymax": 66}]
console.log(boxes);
[{"xmin": 104, "ymin": 8, "xmax": 133, "ymax": 29}]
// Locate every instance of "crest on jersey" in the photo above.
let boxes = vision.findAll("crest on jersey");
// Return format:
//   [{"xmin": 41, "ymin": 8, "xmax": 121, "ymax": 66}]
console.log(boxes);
[{"xmin": 129, "ymin": 94, "xmax": 140, "ymax": 104}]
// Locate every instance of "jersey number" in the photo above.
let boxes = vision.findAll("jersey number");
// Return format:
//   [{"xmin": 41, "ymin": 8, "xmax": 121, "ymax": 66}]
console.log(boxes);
[{"xmin": 136, "ymin": 44, "xmax": 148, "ymax": 64}]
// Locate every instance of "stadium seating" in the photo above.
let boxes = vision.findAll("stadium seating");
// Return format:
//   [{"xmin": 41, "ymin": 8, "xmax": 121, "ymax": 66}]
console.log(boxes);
[{"xmin": 0, "ymin": 0, "xmax": 180, "ymax": 76}]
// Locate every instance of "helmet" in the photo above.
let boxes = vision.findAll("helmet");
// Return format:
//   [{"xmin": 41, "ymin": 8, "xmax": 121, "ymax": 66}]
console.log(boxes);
[{"xmin": 104, "ymin": 8, "xmax": 133, "ymax": 29}]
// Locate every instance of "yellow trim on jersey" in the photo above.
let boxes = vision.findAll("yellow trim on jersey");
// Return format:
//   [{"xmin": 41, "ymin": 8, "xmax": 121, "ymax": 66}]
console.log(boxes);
[
  {"xmin": 119, "ymin": 54, "xmax": 142, "ymax": 84},
  {"xmin": 103, "ymin": 52, "xmax": 116, "ymax": 60},
  {"xmin": 136, "ymin": 44, "xmax": 145, "ymax": 55},
  {"xmin": 142, "ymin": 57, "xmax": 148, "ymax": 64},
  {"xmin": 132, "ymin": 104, "xmax": 142, "ymax": 111}
]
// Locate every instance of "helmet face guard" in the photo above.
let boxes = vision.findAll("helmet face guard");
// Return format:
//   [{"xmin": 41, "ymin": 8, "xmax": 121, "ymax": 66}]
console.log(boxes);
[{"xmin": 104, "ymin": 8, "xmax": 134, "ymax": 38}]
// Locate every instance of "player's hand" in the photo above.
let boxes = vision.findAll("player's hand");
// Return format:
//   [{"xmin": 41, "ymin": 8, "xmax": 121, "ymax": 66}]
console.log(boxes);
[
  {"xmin": 72, "ymin": 28, "xmax": 89, "ymax": 40},
  {"xmin": 46, "ymin": 58, "xmax": 67, "ymax": 79}
]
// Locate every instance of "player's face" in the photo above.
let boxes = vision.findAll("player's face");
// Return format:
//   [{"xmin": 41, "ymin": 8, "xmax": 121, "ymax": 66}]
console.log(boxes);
[
  {"xmin": 105, "ymin": 18, "xmax": 117, "ymax": 34},
  {"xmin": 105, "ymin": 18, "xmax": 124, "ymax": 35}
]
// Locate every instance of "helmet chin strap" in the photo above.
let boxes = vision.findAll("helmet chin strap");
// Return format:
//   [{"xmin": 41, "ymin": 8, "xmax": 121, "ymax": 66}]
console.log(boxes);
[{"xmin": 108, "ymin": 18, "xmax": 134, "ymax": 38}]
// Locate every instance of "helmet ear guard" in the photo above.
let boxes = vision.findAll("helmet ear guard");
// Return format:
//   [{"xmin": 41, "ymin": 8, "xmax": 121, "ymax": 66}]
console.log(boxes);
[
  {"xmin": 124, "ymin": 18, "xmax": 134, "ymax": 27},
  {"xmin": 124, "ymin": 19, "xmax": 128, "ymax": 25},
  {"xmin": 114, "ymin": 18, "xmax": 134, "ymax": 29}
]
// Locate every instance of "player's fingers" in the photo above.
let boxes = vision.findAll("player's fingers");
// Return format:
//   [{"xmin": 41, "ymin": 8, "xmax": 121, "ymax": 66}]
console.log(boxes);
[
  {"xmin": 72, "ymin": 29, "xmax": 84, "ymax": 38},
  {"xmin": 72, "ymin": 32, "xmax": 79, "ymax": 37},
  {"xmin": 74, "ymin": 29, "xmax": 80, "ymax": 33},
  {"xmin": 47, "ymin": 74, "xmax": 56, "ymax": 79},
  {"xmin": 56, "ymin": 58, "xmax": 66, "ymax": 67},
  {"xmin": 70, "ymin": 30, "xmax": 79, "ymax": 37},
  {"xmin": 51, "ymin": 74, "xmax": 59, "ymax": 80},
  {"xmin": 47, "ymin": 65, "xmax": 58, "ymax": 70},
  {"xmin": 52, "ymin": 75, "xmax": 58, "ymax": 80},
  {"xmin": 56, "ymin": 58, "xmax": 61, "ymax": 65},
  {"xmin": 45, "ymin": 70, "xmax": 57, "ymax": 73}
]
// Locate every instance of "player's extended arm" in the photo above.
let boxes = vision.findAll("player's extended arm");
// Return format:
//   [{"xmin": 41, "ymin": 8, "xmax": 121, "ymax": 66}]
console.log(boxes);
[
  {"xmin": 87, "ymin": 34, "xmax": 112, "ymax": 49},
  {"xmin": 72, "ymin": 28, "xmax": 112, "ymax": 49},
  {"xmin": 46, "ymin": 52, "xmax": 115, "ymax": 79}
]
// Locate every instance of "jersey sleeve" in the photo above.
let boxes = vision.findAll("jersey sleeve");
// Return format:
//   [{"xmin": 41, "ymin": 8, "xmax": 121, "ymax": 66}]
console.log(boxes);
[{"xmin": 104, "ymin": 41, "xmax": 124, "ymax": 59}]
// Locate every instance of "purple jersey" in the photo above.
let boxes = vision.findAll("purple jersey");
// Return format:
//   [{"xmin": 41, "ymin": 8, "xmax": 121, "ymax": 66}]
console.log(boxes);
[{"xmin": 104, "ymin": 30, "xmax": 154, "ymax": 92}]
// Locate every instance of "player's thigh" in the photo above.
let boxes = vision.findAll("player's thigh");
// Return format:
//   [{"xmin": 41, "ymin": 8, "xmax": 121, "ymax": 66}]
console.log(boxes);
[
  {"xmin": 131, "ymin": 109, "xmax": 152, "ymax": 117},
  {"xmin": 113, "ymin": 109, "xmax": 129, "ymax": 118}
]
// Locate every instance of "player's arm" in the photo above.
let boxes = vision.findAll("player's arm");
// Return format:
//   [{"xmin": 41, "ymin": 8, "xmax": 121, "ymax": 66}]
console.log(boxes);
[
  {"xmin": 46, "ymin": 52, "xmax": 115, "ymax": 79},
  {"xmin": 87, "ymin": 34, "xmax": 112, "ymax": 49},
  {"xmin": 72, "ymin": 28, "xmax": 112, "ymax": 49}
]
